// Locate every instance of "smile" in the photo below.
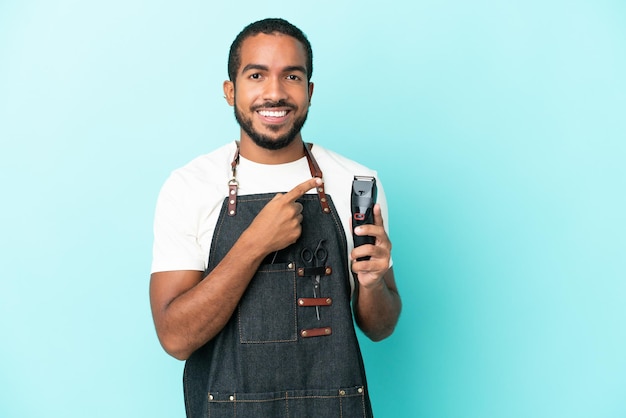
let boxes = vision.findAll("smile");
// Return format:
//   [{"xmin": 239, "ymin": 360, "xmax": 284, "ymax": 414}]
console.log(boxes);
[{"xmin": 257, "ymin": 109, "xmax": 289, "ymax": 118}]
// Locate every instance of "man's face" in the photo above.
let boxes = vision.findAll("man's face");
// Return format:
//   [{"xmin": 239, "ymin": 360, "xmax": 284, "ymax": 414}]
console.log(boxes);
[{"xmin": 225, "ymin": 33, "xmax": 314, "ymax": 150}]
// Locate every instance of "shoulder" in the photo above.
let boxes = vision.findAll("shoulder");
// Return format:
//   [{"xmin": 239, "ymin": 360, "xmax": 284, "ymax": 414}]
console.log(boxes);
[
  {"xmin": 169, "ymin": 142, "xmax": 237, "ymax": 185},
  {"xmin": 159, "ymin": 142, "xmax": 237, "ymax": 198},
  {"xmin": 310, "ymin": 143, "xmax": 377, "ymax": 179}
]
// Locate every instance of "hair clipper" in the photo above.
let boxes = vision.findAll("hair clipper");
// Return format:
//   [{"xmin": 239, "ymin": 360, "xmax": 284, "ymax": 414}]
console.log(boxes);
[{"xmin": 351, "ymin": 176, "xmax": 377, "ymax": 260}]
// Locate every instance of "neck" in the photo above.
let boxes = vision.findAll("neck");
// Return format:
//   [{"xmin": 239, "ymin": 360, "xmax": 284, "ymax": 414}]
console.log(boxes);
[{"xmin": 238, "ymin": 135, "xmax": 306, "ymax": 164}]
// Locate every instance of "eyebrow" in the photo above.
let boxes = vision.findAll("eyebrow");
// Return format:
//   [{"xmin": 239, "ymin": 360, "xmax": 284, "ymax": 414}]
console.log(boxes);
[
  {"xmin": 241, "ymin": 64, "xmax": 268, "ymax": 74},
  {"xmin": 241, "ymin": 64, "xmax": 307, "ymax": 75},
  {"xmin": 283, "ymin": 65, "xmax": 307, "ymax": 75}
]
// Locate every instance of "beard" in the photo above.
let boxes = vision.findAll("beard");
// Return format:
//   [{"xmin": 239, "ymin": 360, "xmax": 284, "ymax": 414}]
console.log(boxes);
[{"xmin": 234, "ymin": 99, "xmax": 309, "ymax": 151}]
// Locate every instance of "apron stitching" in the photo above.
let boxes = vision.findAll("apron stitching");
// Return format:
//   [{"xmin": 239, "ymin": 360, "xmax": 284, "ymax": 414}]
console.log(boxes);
[
  {"xmin": 208, "ymin": 201, "xmax": 229, "ymax": 270},
  {"xmin": 339, "ymin": 395, "xmax": 343, "ymax": 418}
]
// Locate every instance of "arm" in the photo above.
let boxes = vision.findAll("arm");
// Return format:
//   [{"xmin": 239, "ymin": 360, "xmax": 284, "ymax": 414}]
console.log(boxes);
[
  {"xmin": 351, "ymin": 204, "xmax": 402, "ymax": 341},
  {"xmin": 149, "ymin": 177, "xmax": 323, "ymax": 360}
]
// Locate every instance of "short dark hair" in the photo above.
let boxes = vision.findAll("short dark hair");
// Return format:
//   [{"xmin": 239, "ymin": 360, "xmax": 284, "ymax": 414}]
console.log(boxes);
[{"xmin": 228, "ymin": 18, "xmax": 313, "ymax": 83}]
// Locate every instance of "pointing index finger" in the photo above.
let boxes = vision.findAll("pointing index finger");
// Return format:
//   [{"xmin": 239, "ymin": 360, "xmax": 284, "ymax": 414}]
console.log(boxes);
[{"xmin": 284, "ymin": 177, "xmax": 323, "ymax": 202}]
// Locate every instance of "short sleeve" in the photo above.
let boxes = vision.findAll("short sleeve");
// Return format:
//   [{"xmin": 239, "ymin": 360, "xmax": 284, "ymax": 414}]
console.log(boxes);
[{"xmin": 151, "ymin": 173, "xmax": 205, "ymax": 273}]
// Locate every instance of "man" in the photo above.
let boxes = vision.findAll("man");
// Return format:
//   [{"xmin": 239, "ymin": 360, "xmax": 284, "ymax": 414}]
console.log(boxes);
[{"xmin": 150, "ymin": 18, "xmax": 401, "ymax": 417}]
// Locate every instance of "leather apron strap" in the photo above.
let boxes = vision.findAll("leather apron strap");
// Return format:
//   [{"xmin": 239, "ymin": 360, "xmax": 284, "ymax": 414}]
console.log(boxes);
[{"xmin": 227, "ymin": 142, "xmax": 331, "ymax": 216}]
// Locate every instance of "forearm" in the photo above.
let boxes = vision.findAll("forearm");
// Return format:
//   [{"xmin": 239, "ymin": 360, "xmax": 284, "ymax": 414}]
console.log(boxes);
[
  {"xmin": 151, "ymin": 178, "xmax": 322, "ymax": 360},
  {"xmin": 151, "ymin": 232, "xmax": 266, "ymax": 360},
  {"xmin": 353, "ymin": 270, "xmax": 402, "ymax": 342}
]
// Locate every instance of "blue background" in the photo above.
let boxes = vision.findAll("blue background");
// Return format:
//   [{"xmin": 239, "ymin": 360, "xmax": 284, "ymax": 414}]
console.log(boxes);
[{"xmin": 1, "ymin": 1, "xmax": 625, "ymax": 417}]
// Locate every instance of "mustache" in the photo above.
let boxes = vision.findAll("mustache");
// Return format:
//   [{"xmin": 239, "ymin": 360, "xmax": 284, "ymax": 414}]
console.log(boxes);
[{"xmin": 251, "ymin": 100, "xmax": 296, "ymax": 111}]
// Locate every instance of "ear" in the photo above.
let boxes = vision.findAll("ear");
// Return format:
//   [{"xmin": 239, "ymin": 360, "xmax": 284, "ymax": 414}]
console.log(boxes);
[
  {"xmin": 308, "ymin": 82, "xmax": 314, "ymax": 105},
  {"xmin": 223, "ymin": 80, "xmax": 235, "ymax": 106}
]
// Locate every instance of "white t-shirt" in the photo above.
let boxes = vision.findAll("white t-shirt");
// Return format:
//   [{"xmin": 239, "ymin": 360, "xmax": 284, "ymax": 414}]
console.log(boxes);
[{"xmin": 151, "ymin": 142, "xmax": 391, "ymax": 274}]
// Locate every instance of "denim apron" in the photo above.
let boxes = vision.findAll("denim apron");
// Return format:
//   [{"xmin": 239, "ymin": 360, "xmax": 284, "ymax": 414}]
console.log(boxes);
[{"xmin": 183, "ymin": 144, "xmax": 373, "ymax": 417}]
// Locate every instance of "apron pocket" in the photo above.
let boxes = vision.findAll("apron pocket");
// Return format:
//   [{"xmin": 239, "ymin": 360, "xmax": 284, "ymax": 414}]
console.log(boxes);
[
  {"xmin": 207, "ymin": 387, "xmax": 368, "ymax": 418},
  {"xmin": 287, "ymin": 387, "xmax": 368, "ymax": 418},
  {"xmin": 238, "ymin": 262, "xmax": 297, "ymax": 344}
]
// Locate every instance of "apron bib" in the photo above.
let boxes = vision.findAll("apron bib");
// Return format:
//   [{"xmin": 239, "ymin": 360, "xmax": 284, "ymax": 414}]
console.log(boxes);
[{"xmin": 183, "ymin": 144, "xmax": 373, "ymax": 417}]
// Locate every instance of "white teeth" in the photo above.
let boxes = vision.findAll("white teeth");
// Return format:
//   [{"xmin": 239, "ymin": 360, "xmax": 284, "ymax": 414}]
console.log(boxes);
[{"xmin": 258, "ymin": 110, "xmax": 287, "ymax": 117}]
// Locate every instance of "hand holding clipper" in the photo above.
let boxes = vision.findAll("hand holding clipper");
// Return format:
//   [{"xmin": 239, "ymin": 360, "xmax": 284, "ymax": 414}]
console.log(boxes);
[{"xmin": 351, "ymin": 176, "xmax": 377, "ymax": 260}]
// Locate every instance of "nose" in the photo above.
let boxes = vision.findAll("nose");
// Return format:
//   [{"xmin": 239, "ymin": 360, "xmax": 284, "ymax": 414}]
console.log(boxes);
[{"xmin": 262, "ymin": 76, "xmax": 288, "ymax": 102}]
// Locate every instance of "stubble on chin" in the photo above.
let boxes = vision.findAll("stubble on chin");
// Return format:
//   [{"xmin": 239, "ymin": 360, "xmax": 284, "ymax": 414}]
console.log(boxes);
[{"xmin": 233, "ymin": 103, "xmax": 308, "ymax": 151}]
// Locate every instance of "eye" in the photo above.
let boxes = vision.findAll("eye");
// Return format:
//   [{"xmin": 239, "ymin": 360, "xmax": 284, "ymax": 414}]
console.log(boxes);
[
  {"xmin": 286, "ymin": 74, "xmax": 301, "ymax": 81},
  {"xmin": 249, "ymin": 73, "xmax": 262, "ymax": 80}
]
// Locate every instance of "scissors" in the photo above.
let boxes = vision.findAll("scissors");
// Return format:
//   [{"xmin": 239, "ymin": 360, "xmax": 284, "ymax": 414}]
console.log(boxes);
[{"xmin": 300, "ymin": 239, "xmax": 328, "ymax": 320}]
